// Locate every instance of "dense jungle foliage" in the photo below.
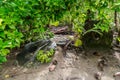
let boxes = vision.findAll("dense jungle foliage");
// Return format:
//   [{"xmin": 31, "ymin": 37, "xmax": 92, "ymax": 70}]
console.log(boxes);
[{"xmin": 0, "ymin": 0, "xmax": 120, "ymax": 64}]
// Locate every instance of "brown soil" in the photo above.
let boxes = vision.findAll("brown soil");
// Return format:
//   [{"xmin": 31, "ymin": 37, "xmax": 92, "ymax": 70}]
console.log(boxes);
[{"xmin": 0, "ymin": 35, "xmax": 120, "ymax": 80}]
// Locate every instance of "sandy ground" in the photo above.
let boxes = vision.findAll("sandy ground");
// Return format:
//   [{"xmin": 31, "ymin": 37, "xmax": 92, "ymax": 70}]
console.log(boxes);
[
  {"xmin": 0, "ymin": 47, "xmax": 120, "ymax": 80},
  {"xmin": 0, "ymin": 35, "xmax": 120, "ymax": 80}
]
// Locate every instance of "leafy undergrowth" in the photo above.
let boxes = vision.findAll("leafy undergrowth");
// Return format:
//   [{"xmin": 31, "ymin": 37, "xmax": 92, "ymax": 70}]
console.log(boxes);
[
  {"xmin": 1, "ymin": 0, "xmax": 120, "ymax": 64},
  {"xmin": 36, "ymin": 49, "xmax": 54, "ymax": 63}
]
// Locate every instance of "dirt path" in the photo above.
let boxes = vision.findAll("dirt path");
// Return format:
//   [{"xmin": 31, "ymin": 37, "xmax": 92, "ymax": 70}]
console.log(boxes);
[
  {"xmin": 0, "ymin": 48, "xmax": 120, "ymax": 80},
  {"xmin": 0, "ymin": 35, "xmax": 120, "ymax": 80}
]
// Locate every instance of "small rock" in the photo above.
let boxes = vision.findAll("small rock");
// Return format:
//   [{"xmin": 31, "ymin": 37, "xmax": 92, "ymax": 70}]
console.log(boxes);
[
  {"xmin": 114, "ymin": 52, "xmax": 120, "ymax": 61},
  {"xmin": 93, "ymin": 52, "xmax": 100, "ymax": 56},
  {"xmin": 97, "ymin": 61, "xmax": 104, "ymax": 71},
  {"xmin": 49, "ymin": 65, "xmax": 56, "ymax": 72},
  {"xmin": 5, "ymin": 74, "xmax": 10, "ymax": 78},
  {"xmin": 52, "ymin": 60, "xmax": 58, "ymax": 65},
  {"xmin": 12, "ymin": 68, "xmax": 16, "ymax": 70},
  {"xmin": 22, "ymin": 68, "xmax": 28, "ymax": 73},
  {"xmin": 97, "ymin": 57, "xmax": 108, "ymax": 71},
  {"xmin": 113, "ymin": 72, "xmax": 120, "ymax": 77},
  {"xmin": 94, "ymin": 72, "xmax": 102, "ymax": 80}
]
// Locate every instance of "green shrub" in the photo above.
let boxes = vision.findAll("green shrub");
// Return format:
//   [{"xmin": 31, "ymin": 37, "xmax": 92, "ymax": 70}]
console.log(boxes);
[
  {"xmin": 0, "ymin": 0, "xmax": 77, "ymax": 64},
  {"xmin": 36, "ymin": 49, "xmax": 54, "ymax": 63},
  {"xmin": 0, "ymin": 0, "xmax": 119, "ymax": 64}
]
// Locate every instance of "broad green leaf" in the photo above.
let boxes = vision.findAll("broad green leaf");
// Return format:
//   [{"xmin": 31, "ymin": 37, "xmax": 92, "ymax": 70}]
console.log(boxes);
[
  {"xmin": 1, "ymin": 49, "xmax": 10, "ymax": 56},
  {"xmin": 117, "ymin": 37, "xmax": 120, "ymax": 42},
  {"xmin": 0, "ymin": 31, "xmax": 5, "ymax": 38},
  {"xmin": 9, "ymin": 25, "xmax": 16, "ymax": 29},
  {"xmin": 50, "ymin": 21, "xmax": 59, "ymax": 26},
  {"xmin": 0, "ymin": 57, "xmax": 7, "ymax": 64},
  {"xmin": 74, "ymin": 39, "xmax": 82, "ymax": 47},
  {"xmin": 112, "ymin": 3, "xmax": 120, "ymax": 11},
  {"xmin": 0, "ymin": 19, "xmax": 3, "ymax": 26},
  {"xmin": 3, "ymin": 41, "xmax": 12, "ymax": 48}
]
